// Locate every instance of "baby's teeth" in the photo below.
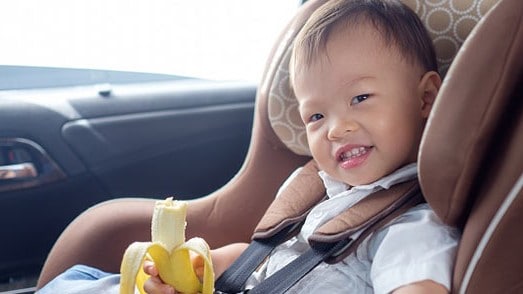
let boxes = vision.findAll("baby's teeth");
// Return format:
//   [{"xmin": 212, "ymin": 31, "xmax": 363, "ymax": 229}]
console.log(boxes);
[
  {"xmin": 343, "ymin": 147, "xmax": 367, "ymax": 160},
  {"xmin": 351, "ymin": 147, "xmax": 364, "ymax": 155}
]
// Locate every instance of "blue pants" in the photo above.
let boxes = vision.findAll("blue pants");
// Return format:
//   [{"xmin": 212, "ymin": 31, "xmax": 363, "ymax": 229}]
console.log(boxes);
[{"xmin": 36, "ymin": 265, "xmax": 123, "ymax": 294}]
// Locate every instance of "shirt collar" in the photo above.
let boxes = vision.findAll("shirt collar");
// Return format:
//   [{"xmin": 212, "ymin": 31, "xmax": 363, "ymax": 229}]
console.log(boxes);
[{"xmin": 318, "ymin": 163, "xmax": 418, "ymax": 199}]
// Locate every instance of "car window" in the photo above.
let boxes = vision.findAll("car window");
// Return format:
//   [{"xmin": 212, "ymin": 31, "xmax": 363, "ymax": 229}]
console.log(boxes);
[{"xmin": 0, "ymin": 0, "xmax": 299, "ymax": 85}]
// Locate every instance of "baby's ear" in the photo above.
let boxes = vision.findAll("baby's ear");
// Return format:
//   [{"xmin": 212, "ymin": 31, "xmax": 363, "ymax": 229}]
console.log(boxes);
[{"xmin": 419, "ymin": 71, "xmax": 441, "ymax": 118}]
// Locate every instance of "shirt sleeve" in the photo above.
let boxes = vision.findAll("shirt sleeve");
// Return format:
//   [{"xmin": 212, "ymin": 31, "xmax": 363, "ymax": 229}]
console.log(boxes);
[{"xmin": 369, "ymin": 204, "xmax": 460, "ymax": 294}]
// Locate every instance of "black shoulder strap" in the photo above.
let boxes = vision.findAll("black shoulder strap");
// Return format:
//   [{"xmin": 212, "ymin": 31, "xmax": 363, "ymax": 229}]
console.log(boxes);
[
  {"xmin": 215, "ymin": 223, "xmax": 350, "ymax": 294},
  {"xmin": 247, "ymin": 239, "xmax": 351, "ymax": 294},
  {"xmin": 215, "ymin": 221, "xmax": 302, "ymax": 293}
]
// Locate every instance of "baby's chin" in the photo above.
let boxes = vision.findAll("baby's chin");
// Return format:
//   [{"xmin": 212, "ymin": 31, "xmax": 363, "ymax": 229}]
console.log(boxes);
[
  {"xmin": 322, "ymin": 162, "xmax": 391, "ymax": 187},
  {"xmin": 333, "ymin": 173, "xmax": 383, "ymax": 187}
]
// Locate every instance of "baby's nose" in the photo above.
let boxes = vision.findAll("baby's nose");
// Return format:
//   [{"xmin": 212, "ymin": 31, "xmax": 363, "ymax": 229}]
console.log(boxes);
[{"xmin": 327, "ymin": 117, "xmax": 358, "ymax": 140}]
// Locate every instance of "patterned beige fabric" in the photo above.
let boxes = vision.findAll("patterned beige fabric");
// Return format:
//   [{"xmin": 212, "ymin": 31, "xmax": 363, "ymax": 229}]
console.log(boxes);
[{"xmin": 268, "ymin": 0, "xmax": 499, "ymax": 156}]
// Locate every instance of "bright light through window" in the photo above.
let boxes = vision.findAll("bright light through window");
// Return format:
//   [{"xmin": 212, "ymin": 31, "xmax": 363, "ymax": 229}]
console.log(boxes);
[{"xmin": 0, "ymin": 0, "xmax": 299, "ymax": 82}]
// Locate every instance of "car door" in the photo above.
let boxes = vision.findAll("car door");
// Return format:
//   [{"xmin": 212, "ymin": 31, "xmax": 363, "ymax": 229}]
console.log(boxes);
[{"xmin": 0, "ymin": 66, "xmax": 255, "ymax": 285}]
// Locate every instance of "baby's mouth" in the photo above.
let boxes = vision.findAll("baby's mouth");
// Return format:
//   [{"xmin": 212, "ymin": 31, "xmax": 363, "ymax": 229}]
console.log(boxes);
[{"xmin": 338, "ymin": 146, "xmax": 372, "ymax": 162}]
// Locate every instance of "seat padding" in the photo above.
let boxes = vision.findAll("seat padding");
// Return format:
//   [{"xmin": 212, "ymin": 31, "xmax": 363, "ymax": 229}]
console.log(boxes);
[{"xmin": 418, "ymin": 0, "xmax": 523, "ymax": 292}]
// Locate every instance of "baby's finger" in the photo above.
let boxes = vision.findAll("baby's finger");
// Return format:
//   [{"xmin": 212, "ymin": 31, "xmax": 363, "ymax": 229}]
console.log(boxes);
[
  {"xmin": 194, "ymin": 266, "xmax": 204, "ymax": 278},
  {"xmin": 143, "ymin": 275, "xmax": 176, "ymax": 294},
  {"xmin": 143, "ymin": 260, "xmax": 159, "ymax": 277},
  {"xmin": 192, "ymin": 255, "xmax": 205, "ymax": 279}
]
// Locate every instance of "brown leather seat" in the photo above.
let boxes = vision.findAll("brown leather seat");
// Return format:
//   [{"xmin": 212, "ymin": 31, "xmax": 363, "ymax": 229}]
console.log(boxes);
[
  {"xmin": 418, "ymin": 0, "xmax": 523, "ymax": 292},
  {"xmin": 37, "ymin": 0, "xmax": 523, "ymax": 292}
]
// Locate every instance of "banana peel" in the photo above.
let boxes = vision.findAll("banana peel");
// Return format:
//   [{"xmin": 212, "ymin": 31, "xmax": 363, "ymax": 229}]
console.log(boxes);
[{"xmin": 120, "ymin": 198, "xmax": 214, "ymax": 294}]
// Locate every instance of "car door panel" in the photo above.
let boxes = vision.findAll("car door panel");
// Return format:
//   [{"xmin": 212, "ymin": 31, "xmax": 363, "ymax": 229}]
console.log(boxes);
[{"xmin": 62, "ymin": 102, "xmax": 254, "ymax": 197}]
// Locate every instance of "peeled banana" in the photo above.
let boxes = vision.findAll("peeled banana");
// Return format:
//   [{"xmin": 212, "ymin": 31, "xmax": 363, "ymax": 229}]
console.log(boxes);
[{"xmin": 120, "ymin": 197, "xmax": 214, "ymax": 294}]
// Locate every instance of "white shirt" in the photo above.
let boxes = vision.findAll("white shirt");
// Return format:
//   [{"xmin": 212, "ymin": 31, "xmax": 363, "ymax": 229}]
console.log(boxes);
[{"xmin": 248, "ymin": 164, "xmax": 460, "ymax": 293}]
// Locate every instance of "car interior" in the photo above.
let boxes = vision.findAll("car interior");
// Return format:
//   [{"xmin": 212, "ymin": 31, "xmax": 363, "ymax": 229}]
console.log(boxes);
[{"xmin": 1, "ymin": 0, "xmax": 522, "ymax": 293}]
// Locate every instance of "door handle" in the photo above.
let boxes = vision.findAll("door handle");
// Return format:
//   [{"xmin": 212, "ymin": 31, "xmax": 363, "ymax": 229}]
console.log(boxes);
[
  {"xmin": 0, "ymin": 138, "xmax": 65, "ymax": 192},
  {"xmin": 0, "ymin": 162, "xmax": 38, "ymax": 180}
]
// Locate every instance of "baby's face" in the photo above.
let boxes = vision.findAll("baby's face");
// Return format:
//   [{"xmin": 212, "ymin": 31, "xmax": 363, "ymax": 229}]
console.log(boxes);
[{"xmin": 293, "ymin": 23, "xmax": 433, "ymax": 186}]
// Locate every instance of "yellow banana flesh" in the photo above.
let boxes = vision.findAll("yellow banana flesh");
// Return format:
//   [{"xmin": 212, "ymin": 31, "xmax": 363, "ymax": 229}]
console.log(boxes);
[{"xmin": 120, "ymin": 198, "xmax": 214, "ymax": 294}]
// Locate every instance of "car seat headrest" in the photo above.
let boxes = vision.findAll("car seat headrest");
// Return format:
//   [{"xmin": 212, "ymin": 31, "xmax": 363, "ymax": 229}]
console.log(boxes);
[
  {"xmin": 266, "ymin": 0, "xmax": 500, "ymax": 156},
  {"xmin": 418, "ymin": 0, "xmax": 523, "ymax": 227}
]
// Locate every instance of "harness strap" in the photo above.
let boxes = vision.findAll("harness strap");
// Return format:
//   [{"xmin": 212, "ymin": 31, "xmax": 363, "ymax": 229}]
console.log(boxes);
[
  {"xmin": 215, "ymin": 221, "xmax": 302, "ymax": 293},
  {"xmin": 216, "ymin": 159, "xmax": 424, "ymax": 293},
  {"xmin": 247, "ymin": 238, "xmax": 351, "ymax": 294},
  {"xmin": 250, "ymin": 181, "xmax": 423, "ymax": 294}
]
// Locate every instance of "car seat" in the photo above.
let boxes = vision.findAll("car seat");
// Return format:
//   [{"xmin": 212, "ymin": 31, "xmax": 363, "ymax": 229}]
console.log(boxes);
[{"xmin": 37, "ymin": 0, "xmax": 522, "ymax": 293}]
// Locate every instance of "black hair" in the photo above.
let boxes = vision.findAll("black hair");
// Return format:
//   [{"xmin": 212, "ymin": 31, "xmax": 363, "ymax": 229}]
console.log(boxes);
[{"xmin": 292, "ymin": 0, "xmax": 438, "ymax": 75}]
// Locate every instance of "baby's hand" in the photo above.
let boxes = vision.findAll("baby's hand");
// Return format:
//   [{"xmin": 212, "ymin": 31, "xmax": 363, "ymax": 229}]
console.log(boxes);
[{"xmin": 142, "ymin": 260, "xmax": 176, "ymax": 294}]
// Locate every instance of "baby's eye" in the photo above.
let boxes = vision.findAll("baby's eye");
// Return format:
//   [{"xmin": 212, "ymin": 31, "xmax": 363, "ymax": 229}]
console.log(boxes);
[
  {"xmin": 309, "ymin": 113, "xmax": 324, "ymax": 122},
  {"xmin": 350, "ymin": 94, "xmax": 370, "ymax": 105}
]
